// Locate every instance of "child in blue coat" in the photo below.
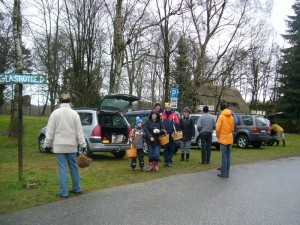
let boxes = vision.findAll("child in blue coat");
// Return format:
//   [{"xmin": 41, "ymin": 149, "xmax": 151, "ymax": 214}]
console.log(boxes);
[{"xmin": 129, "ymin": 117, "xmax": 145, "ymax": 171}]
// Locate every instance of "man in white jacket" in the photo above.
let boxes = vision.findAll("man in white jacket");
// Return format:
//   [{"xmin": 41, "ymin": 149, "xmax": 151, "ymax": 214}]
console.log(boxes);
[{"xmin": 44, "ymin": 93, "xmax": 86, "ymax": 198}]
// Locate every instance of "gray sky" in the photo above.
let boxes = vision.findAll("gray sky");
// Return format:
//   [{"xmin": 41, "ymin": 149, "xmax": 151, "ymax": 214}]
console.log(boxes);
[{"xmin": 271, "ymin": 0, "xmax": 294, "ymax": 45}]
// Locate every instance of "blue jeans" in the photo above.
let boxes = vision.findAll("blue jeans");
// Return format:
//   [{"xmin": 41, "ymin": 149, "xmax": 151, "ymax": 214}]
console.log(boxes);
[
  {"xmin": 148, "ymin": 144, "xmax": 160, "ymax": 162},
  {"xmin": 164, "ymin": 139, "xmax": 174, "ymax": 164},
  {"xmin": 56, "ymin": 153, "xmax": 81, "ymax": 196},
  {"xmin": 220, "ymin": 144, "xmax": 232, "ymax": 177},
  {"xmin": 200, "ymin": 132, "xmax": 212, "ymax": 163}
]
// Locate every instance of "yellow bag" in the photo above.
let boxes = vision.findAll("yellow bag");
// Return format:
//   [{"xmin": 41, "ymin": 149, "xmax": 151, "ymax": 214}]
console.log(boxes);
[{"xmin": 126, "ymin": 143, "xmax": 137, "ymax": 158}]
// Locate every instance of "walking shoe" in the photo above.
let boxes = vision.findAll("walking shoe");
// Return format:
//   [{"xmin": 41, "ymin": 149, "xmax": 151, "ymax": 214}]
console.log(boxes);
[
  {"xmin": 167, "ymin": 163, "xmax": 172, "ymax": 167},
  {"xmin": 69, "ymin": 190, "xmax": 82, "ymax": 194},
  {"xmin": 217, "ymin": 167, "xmax": 221, "ymax": 170},
  {"xmin": 55, "ymin": 193, "xmax": 68, "ymax": 198},
  {"xmin": 140, "ymin": 167, "xmax": 144, "ymax": 172}
]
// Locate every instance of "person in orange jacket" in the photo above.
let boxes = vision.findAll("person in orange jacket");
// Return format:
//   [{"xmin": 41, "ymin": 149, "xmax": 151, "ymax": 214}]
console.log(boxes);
[{"xmin": 215, "ymin": 102, "xmax": 234, "ymax": 178}]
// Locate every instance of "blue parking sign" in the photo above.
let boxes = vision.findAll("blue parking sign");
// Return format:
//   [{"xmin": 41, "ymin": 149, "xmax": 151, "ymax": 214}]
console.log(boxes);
[{"xmin": 170, "ymin": 88, "xmax": 178, "ymax": 98}]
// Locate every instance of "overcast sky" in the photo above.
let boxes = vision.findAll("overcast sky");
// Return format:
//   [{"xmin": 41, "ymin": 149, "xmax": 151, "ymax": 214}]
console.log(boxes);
[{"xmin": 271, "ymin": 0, "xmax": 295, "ymax": 46}]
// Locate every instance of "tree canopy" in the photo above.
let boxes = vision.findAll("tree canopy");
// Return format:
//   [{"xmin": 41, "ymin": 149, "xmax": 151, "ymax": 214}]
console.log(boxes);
[{"xmin": 278, "ymin": 0, "xmax": 300, "ymax": 119}]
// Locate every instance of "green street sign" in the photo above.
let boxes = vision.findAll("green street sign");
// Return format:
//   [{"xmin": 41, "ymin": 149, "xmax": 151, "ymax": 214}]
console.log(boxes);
[{"xmin": 0, "ymin": 73, "xmax": 47, "ymax": 84}]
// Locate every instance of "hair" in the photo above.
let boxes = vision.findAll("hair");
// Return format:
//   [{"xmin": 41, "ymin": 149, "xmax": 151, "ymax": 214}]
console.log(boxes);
[
  {"xmin": 60, "ymin": 93, "xmax": 71, "ymax": 103},
  {"xmin": 203, "ymin": 106, "xmax": 209, "ymax": 113},
  {"xmin": 220, "ymin": 102, "xmax": 228, "ymax": 111}
]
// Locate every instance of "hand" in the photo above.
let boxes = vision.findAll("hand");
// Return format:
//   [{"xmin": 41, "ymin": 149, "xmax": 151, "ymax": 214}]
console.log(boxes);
[{"xmin": 150, "ymin": 137, "xmax": 154, "ymax": 142}]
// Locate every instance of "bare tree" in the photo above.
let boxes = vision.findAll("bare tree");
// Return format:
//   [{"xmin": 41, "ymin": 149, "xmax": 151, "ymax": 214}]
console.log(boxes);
[
  {"xmin": 185, "ymin": 0, "xmax": 250, "ymax": 111},
  {"xmin": 63, "ymin": 0, "xmax": 104, "ymax": 107}
]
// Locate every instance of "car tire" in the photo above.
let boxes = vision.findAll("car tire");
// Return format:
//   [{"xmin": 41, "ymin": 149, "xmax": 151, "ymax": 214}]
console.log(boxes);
[
  {"xmin": 197, "ymin": 136, "xmax": 201, "ymax": 150},
  {"xmin": 236, "ymin": 135, "xmax": 249, "ymax": 148},
  {"xmin": 252, "ymin": 141, "xmax": 262, "ymax": 148},
  {"xmin": 38, "ymin": 135, "xmax": 51, "ymax": 153},
  {"xmin": 143, "ymin": 142, "xmax": 148, "ymax": 154},
  {"xmin": 112, "ymin": 151, "xmax": 126, "ymax": 159},
  {"xmin": 266, "ymin": 140, "xmax": 274, "ymax": 146}
]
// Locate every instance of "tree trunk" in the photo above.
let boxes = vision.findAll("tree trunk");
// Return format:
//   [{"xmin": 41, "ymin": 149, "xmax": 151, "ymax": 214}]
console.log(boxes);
[{"xmin": 9, "ymin": 0, "xmax": 23, "ymax": 138}]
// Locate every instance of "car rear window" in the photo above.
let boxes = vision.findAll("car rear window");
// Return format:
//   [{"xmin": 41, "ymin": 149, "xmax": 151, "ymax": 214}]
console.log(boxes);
[
  {"xmin": 255, "ymin": 116, "xmax": 267, "ymax": 126},
  {"xmin": 78, "ymin": 112, "xmax": 93, "ymax": 125},
  {"xmin": 242, "ymin": 116, "xmax": 253, "ymax": 125}
]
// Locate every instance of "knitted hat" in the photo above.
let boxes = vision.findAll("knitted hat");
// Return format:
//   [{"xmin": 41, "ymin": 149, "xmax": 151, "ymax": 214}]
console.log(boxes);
[
  {"xmin": 183, "ymin": 107, "xmax": 191, "ymax": 113},
  {"xmin": 165, "ymin": 103, "xmax": 171, "ymax": 109},
  {"xmin": 135, "ymin": 117, "xmax": 143, "ymax": 125},
  {"xmin": 154, "ymin": 102, "xmax": 161, "ymax": 107}
]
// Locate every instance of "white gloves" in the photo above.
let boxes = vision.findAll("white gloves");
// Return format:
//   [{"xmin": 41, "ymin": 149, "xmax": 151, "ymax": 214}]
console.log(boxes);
[{"xmin": 153, "ymin": 129, "xmax": 160, "ymax": 134}]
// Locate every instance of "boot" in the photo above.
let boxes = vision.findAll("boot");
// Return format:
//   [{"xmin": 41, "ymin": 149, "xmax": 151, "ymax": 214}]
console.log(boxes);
[
  {"xmin": 154, "ymin": 161, "xmax": 159, "ymax": 172},
  {"xmin": 186, "ymin": 153, "xmax": 190, "ymax": 162},
  {"xmin": 276, "ymin": 140, "xmax": 279, "ymax": 146},
  {"xmin": 147, "ymin": 162, "xmax": 154, "ymax": 172},
  {"xmin": 180, "ymin": 153, "xmax": 184, "ymax": 161},
  {"xmin": 283, "ymin": 140, "xmax": 286, "ymax": 147}
]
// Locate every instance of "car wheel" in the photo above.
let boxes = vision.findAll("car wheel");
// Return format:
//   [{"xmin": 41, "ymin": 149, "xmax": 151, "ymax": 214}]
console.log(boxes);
[
  {"xmin": 112, "ymin": 151, "xmax": 126, "ymax": 158},
  {"xmin": 197, "ymin": 136, "xmax": 201, "ymax": 149},
  {"xmin": 266, "ymin": 140, "xmax": 274, "ymax": 146},
  {"xmin": 143, "ymin": 142, "xmax": 148, "ymax": 154},
  {"xmin": 236, "ymin": 135, "xmax": 249, "ymax": 148},
  {"xmin": 38, "ymin": 135, "xmax": 51, "ymax": 153},
  {"xmin": 252, "ymin": 141, "xmax": 262, "ymax": 148}
]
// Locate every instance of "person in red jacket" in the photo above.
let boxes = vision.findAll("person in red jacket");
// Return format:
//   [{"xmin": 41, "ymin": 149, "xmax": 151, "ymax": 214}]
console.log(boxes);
[
  {"xmin": 161, "ymin": 103, "xmax": 180, "ymax": 167},
  {"xmin": 215, "ymin": 102, "xmax": 234, "ymax": 178}
]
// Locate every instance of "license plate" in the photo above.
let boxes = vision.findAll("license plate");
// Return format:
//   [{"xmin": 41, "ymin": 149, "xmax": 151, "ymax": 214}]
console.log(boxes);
[{"xmin": 260, "ymin": 130, "xmax": 266, "ymax": 133}]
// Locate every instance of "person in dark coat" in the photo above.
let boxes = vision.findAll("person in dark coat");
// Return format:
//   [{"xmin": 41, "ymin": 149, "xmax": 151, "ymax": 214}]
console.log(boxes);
[
  {"xmin": 179, "ymin": 107, "xmax": 195, "ymax": 162},
  {"xmin": 144, "ymin": 110, "xmax": 164, "ymax": 172},
  {"xmin": 161, "ymin": 103, "xmax": 180, "ymax": 167},
  {"xmin": 153, "ymin": 102, "xmax": 164, "ymax": 116}
]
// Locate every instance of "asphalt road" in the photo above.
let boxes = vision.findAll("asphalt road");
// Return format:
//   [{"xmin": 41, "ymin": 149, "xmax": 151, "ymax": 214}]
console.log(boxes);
[{"xmin": 1, "ymin": 157, "xmax": 300, "ymax": 225}]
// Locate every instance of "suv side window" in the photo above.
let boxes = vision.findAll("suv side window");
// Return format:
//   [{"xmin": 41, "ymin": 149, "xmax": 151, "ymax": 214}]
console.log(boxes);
[{"xmin": 242, "ymin": 116, "xmax": 253, "ymax": 125}]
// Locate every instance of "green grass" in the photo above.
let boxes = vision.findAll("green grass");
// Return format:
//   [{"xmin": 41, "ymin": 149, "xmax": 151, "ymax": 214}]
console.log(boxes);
[{"xmin": 0, "ymin": 114, "xmax": 300, "ymax": 214}]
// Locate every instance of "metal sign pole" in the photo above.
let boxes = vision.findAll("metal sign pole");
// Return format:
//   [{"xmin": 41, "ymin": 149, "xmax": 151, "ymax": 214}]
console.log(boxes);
[{"xmin": 18, "ymin": 83, "xmax": 23, "ymax": 180}]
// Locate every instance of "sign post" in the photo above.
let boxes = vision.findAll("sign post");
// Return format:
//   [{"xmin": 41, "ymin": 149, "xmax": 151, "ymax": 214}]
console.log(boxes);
[
  {"xmin": 0, "ymin": 73, "xmax": 47, "ymax": 181},
  {"xmin": 170, "ymin": 88, "xmax": 178, "ymax": 109}
]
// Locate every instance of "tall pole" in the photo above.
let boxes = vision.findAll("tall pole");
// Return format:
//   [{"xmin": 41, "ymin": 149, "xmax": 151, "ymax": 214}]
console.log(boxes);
[{"xmin": 18, "ymin": 83, "xmax": 23, "ymax": 180}]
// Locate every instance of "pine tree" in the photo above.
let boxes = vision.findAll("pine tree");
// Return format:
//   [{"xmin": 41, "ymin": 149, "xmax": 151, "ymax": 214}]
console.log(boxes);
[
  {"xmin": 278, "ymin": 0, "xmax": 300, "ymax": 119},
  {"xmin": 173, "ymin": 37, "xmax": 193, "ymax": 112}
]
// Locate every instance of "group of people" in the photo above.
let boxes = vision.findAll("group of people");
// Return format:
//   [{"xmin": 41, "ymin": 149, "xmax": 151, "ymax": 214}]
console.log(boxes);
[
  {"xmin": 129, "ymin": 102, "xmax": 185, "ymax": 172},
  {"xmin": 45, "ymin": 93, "xmax": 284, "ymax": 198},
  {"xmin": 129, "ymin": 101, "xmax": 236, "ymax": 179}
]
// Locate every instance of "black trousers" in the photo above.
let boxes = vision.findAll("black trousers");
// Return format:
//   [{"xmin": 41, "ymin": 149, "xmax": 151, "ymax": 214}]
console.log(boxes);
[{"xmin": 131, "ymin": 149, "xmax": 145, "ymax": 168}]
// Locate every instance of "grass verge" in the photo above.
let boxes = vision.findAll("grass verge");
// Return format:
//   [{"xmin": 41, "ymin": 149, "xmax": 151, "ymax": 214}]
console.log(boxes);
[{"xmin": 0, "ymin": 115, "xmax": 300, "ymax": 214}]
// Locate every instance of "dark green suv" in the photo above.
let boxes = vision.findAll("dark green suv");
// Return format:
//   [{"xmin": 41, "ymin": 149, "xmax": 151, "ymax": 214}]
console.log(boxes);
[{"xmin": 234, "ymin": 114, "xmax": 273, "ymax": 148}]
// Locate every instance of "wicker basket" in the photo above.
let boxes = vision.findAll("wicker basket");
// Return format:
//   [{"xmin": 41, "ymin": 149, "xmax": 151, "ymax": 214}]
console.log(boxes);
[
  {"xmin": 171, "ymin": 131, "xmax": 183, "ymax": 141},
  {"xmin": 77, "ymin": 153, "xmax": 92, "ymax": 168},
  {"xmin": 158, "ymin": 130, "xmax": 169, "ymax": 145},
  {"xmin": 126, "ymin": 143, "xmax": 137, "ymax": 158}
]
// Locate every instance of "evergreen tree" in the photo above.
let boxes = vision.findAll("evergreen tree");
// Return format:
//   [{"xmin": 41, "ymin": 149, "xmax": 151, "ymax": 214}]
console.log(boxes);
[
  {"xmin": 278, "ymin": 0, "xmax": 300, "ymax": 119},
  {"xmin": 173, "ymin": 37, "xmax": 193, "ymax": 112}
]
